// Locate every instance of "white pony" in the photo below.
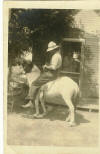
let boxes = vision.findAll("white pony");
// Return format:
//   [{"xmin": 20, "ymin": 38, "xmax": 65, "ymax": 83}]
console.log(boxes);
[{"xmin": 26, "ymin": 65, "xmax": 79, "ymax": 126}]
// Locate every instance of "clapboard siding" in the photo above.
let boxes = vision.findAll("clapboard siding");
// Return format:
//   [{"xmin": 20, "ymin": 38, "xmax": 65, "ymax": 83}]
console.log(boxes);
[{"xmin": 80, "ymin": 33, "xmax": 99, "ymax": 99}]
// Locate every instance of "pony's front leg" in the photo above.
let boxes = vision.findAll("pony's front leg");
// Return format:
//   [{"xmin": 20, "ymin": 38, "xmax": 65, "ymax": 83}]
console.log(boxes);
[
  {"xmin": 34, "ymin": 91, "xmax": 46, "ymax": 118},
  {"xmin": 33, "ymin": 94, "xmax": 40, "ymax": 118},
  {"xmin": 40, "ymin": 91, "xmax": 47, "ymax": 117}
]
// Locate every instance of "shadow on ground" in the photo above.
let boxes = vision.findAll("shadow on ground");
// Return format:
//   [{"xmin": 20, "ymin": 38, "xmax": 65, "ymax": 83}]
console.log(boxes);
[{"xmin": 8, "ymin": 102, "xmax": 90, "ymax": 126}]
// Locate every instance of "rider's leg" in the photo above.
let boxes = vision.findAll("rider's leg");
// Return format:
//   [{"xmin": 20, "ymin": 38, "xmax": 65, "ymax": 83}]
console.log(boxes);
[
  {"xmin": 21, "ymin": 85, "xmax": 39, "ymax": 108},
  {"xmin": 22, "ymin": 71, "xmax": 55, "ymax": 108},
  {"xmin": 21, "ymin": 100, "xmax": 33, "ymax": 108}
]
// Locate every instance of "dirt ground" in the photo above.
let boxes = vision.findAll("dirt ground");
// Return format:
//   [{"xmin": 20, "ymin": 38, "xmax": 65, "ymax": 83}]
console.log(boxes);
[{"xmin": 7, "ymin": 104, "xmax": 99, "ymax": 147}]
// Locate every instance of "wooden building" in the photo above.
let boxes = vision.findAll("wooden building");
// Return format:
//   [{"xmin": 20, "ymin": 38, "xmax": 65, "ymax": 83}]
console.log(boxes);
[{"xmin": 61, "ymin": 10, "xmax": 100, "ymax": 110}]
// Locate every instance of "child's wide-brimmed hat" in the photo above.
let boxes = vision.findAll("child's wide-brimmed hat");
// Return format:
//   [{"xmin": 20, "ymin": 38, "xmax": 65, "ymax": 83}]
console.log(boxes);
[{"xmin": 47, "ymin": 41, "xmax": 59, "ymax": 52}]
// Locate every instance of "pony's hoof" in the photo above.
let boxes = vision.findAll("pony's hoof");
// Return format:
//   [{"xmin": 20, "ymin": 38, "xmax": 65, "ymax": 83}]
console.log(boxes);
[
  {"xmin": 33, "ymin": 114, "xmax": 43, "ymax": 118},
  {"xmin": 66, "ymin": 122, "xmax": 76, "ymax": 127},
  {"xmin": 33, "ymin": 113, "xmax": 39, "ymax": 118}
]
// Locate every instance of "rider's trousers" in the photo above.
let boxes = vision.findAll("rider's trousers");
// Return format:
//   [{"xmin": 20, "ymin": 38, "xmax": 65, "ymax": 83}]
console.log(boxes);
[{"xmin": 26, "ymin": 70, "xmax": 57, "ymax": 101}]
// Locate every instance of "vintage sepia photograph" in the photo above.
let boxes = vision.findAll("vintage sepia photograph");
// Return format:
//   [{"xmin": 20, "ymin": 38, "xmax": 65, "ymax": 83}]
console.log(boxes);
[
  {"xmin": 3, "ymin": 2, "xmax": 100, "ymax": 153},
  {"xmin": 7, "ymin": 8, "xmax": 99, "ymax": 147}
]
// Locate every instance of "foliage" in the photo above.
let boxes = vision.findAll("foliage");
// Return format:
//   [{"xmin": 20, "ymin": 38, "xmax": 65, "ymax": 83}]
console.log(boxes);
[{"xmin": 9, "ymin": 9, "xmax": 80, "ymax": 67}]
